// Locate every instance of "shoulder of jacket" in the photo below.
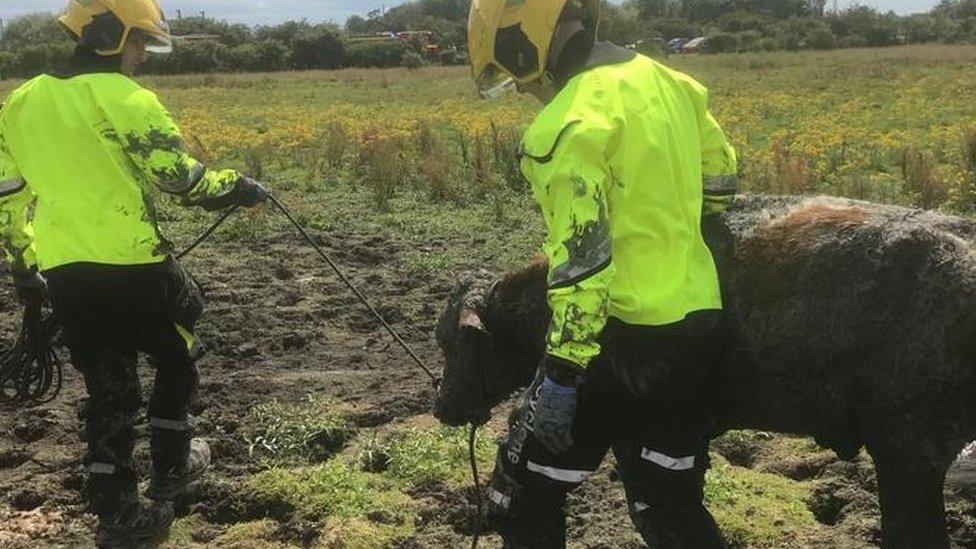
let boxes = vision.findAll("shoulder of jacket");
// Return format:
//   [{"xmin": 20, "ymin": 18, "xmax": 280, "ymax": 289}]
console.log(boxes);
[
  {"xmin": 520, "ymin": 75, "xmax": 615, "ymax": 164},
  {"xmin": 4, "ymin": 75, "xmax": 47, "ymax": 105},
  {"xmin": 659, "ymin": 62, "xmax": 709, "ymax": 103},
  {"xmin": 77, "ymin": 74, "xmax": 156, "ymax": 104}
]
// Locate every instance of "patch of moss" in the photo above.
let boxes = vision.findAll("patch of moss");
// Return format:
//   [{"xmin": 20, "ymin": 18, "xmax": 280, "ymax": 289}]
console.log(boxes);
[
  {"xmin": 384, "ymin": 426, "xmax": 495, "ymax": 488},
  {"xmin": 706, "ymin": 455, "xmax": 818, "ymax": 548},
  {"xmin": 161, "ymin": 515, "xmax": 204, "ymax": 548},
  {"xmin": 249, "ymin": 459, "xmax": 414, "ymax": 544},
  {"xmin": 245, "ymin": 395, "xmax": 353, "ymax": 465},
  {"xmin": 318, "ymin": 517, "xmax": 411, "ymax": 549},
  {"xmin": 213, "ymin": 519, "xmax": 291, "ymax": 548},
  {"xmin": 712, "ymin": 430, "xmax": 774, "ymax": 467}
]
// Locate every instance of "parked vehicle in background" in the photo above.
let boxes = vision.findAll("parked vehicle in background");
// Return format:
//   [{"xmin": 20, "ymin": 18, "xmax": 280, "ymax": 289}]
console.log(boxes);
[
  {"xmin": 682, "ymin": 37, "xmax": 710, "ymax": 53},
  {"xmin": 667, "ymin": 37, "xmax": 689, "ymax": 53}
]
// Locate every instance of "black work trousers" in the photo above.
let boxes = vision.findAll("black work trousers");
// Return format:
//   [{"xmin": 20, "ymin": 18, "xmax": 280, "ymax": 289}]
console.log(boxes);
[
  {"xmin": 45, "ymin": 258, "xmax": 203, "ymax": 516},
  {"xmin": 488, "ymin": 311, "xmax": 729, "ymax": 549}
]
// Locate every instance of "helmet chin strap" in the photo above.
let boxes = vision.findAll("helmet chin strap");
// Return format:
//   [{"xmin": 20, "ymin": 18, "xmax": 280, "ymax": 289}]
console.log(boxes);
[
  {"xmin": 544, "ymin": 18, "xmax": 590, "ymax": 93},
  {"xmin": 549, "ymin": 19, "xmax": 587, "ymax": 69}
]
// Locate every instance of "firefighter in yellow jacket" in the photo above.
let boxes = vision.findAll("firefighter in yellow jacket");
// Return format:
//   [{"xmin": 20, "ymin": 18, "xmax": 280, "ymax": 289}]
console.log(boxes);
[
  {"xmin": 0, "ymin": 1, "xmax": 268, "ymax": 546},
  {"xmin": 469, "ymin": 0, "xmax": 738, "ymax": 546}
]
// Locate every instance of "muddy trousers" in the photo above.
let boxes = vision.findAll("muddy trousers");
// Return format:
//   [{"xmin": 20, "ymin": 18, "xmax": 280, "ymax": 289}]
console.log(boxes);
[
  {"xmin": 488, "ymin": 313, "xmax": 728, "ymax": 549},
  {"xmin": 45, "ymin": 259, "xmax": 204, "ymax": 517}
]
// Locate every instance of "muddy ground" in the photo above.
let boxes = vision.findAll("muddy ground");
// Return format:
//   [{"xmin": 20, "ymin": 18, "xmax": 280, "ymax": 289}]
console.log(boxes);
[{"xmin": 2, "ymin": 197, "xmax": 976, "ymax": 548}]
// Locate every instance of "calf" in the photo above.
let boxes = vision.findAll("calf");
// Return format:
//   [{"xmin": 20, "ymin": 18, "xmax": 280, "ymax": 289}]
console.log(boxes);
[{"xmin": 434, "ymin": 194, "xmax": 976, "ymax": 548}]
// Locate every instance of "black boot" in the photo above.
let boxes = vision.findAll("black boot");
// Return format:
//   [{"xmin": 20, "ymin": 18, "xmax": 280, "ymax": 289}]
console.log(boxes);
[{"xmin": 96, "ymin": 501, "xmax": 175, "ymax": 548}]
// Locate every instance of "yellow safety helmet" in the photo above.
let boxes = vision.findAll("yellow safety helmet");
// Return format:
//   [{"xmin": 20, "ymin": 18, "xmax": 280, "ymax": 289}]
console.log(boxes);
[
  {"xmin": 59, "ymin": 0, "xmax": 172, "ymax": 56},
  {"xmin": 468, "ymin": 0, "xmax": 600, "ymax": 98}
]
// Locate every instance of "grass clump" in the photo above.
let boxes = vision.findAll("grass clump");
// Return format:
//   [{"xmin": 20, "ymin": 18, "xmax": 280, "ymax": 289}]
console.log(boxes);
[
  {"xmin": 245, "ymin": 395, "xmax": 352, "ymax": 465},
  {"xmin": 712, "ymin": 430, "xmax": 773, "ymax": 467},
  {"xmin": 706, "ymin": 455, "xmax": 817, "ymax": 547},
  {"xmin": 385, "ymin": 426, "xmax": 495, "ymax": 488},
  {"xmin": 249, "ymin": 460, "xmax": 414, "ymax": 546},
  {"xmin": 214, "ymin": 520, "xmax": 289, "ymax": 548}
]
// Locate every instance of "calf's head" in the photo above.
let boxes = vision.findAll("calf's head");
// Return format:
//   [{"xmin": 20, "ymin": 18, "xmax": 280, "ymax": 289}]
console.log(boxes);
[{"xmin": 434, "ymin": 263, "xmax": 550, "ymax": 426}]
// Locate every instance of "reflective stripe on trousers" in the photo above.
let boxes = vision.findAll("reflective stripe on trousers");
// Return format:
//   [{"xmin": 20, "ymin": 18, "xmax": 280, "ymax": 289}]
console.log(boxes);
[
  {"xmin": 641, "ymin": 448, "xmax": 696, "ymax": 471},
  {"xmin": 526, "ymin": 460, "xmax": 593, "ymax": 483}
]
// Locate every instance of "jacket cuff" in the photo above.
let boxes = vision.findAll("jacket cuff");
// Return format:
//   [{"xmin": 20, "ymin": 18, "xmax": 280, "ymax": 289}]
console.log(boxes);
[{"xmin": 541, "ymin": 354, "xmax": 586, "ymax": 388}]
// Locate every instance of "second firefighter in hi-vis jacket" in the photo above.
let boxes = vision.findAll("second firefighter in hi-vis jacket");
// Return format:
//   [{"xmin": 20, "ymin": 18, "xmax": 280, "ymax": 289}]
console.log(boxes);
[{"xmin": 467, "ymin": 0, "xmax": 739, "ymax": 546}]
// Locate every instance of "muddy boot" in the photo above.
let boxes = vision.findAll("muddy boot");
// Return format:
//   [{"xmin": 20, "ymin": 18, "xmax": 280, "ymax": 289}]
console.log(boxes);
[
  {"xmin": 147, "ymin": 438, "xmax": 211, "ymax": 501},
  {"xmin": 96, "ymin": 501, "xmax": 175, "ymax": 548}
]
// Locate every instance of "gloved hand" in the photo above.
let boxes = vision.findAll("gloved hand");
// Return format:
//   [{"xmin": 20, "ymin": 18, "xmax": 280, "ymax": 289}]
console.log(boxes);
[
  {"xmin": 234, "ymin": 177, "xmax": 270, "ymax": 208},
  {"xmin": 13, "ymin": 269, "xmax": 48, "ymax": 304},
  {"xmin": 533, "ymin": 375, "xmax": 580, "ymax": 454}
]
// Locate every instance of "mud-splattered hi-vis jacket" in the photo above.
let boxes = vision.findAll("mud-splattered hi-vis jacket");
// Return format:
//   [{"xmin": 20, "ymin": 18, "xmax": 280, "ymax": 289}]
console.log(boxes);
[
  {"xmin": 520, "ymin": 44, "xmax": 739, "ymax": 370},
  {"xmin": 0, "ymin": 73, "xmax": 242, "ymax": 274}
]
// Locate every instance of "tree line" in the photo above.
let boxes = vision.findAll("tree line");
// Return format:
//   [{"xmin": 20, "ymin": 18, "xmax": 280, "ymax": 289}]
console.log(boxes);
[
  {"xmin": 606, "ymin": 0, "xmax": 976, "ymax": 53},
  {"xmin": 0, "ymin": 0, "xmax": 974, "ymax": 78}
]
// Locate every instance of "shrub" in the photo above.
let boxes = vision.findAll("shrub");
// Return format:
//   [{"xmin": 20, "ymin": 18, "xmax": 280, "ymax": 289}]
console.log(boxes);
[
  {"xmin": 401, "ymin": 50, "xmax": 425, "ymax": 70},
  {"xmin": 226, "ymin": 39, "xmax": 290, "ymax": 72},
  {"xmin": 347, "ymin": 42, "xmax": 407, "ymax": 68},
  {"xmin": 771, "ymin": 142, "xmax": 818, "ymax": 194},
  {"xmin": 244, "ymin": 395, "xmax": 352, "ymax": 465},
  {"xmin": 707, "ymin": 32, "xmax": 740, "ymax": 53},
  {"xmin": 358, "ymin": 133, "xmax": 412, "ymax": 211},
  {"xmin": 321, "ymin": 122, "xmax": 351, "ymax": 170},
  {"xmin": 900, "ymin": 147, "xmax": 949, "ymax": 210},
  {"xmin": 289, "ymin": 26, "xmax": 347, "ymax": 70}
]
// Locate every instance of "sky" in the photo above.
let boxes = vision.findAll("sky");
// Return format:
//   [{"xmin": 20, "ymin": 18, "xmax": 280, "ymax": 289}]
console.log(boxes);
[{"xmin": 0, "ymin": 0, "xmax": 942, "ymax": 26}]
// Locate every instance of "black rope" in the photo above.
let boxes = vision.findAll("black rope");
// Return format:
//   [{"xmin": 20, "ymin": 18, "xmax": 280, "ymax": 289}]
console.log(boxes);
[
  {"xmin": 2, "ymin": 195, "xmax": 443, "ymax": 404},
  {"xmin": 268, "ymin": 195, "xmax": 442, "ymax": 388},
  {"xmin": 0, "ymin": 296, "xmax": 62, "ymax": 404},
  {"xmin": 177, "ymin": 205, "xmax": 240, "ymax": 260},
  {"xmin": 469, "ymin": 424, "xmax": 484, "ymax": 549},
  {"xmin": 0, "ymin": 205, "xmax": 241, "ymax": 406}
]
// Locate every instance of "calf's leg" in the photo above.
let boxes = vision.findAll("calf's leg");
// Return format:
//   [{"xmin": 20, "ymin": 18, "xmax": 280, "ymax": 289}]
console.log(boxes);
[{"xmin": 870, "ymin": 449, "xmax": 949, "ymax": 549}]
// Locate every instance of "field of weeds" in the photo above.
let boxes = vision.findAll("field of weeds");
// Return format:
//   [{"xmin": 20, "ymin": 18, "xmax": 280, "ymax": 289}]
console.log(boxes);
[{"xmin": 1, "ymin": 45, "xmax": 976, "ymax": 548}]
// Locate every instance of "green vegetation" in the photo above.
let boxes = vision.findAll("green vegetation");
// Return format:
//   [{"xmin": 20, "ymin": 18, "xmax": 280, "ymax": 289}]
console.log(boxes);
[
  {"xmin": 5, "ymin": 0, "xmax": 976, "ymax": 78},
  {"xmin": 706, "ymin": 456, "xmax": 818, "ymax": 547},
  {"xmin": 385, "ymin": 426, "xmax": 495, "ymax": 487},
  {"xmin": 2, "ymin": 42, "xmax": 970, "ymax": 546},
  {"xmin": 250, "ymin": 460, "xmax": 414, "ymax": 525},
  {"xmin": 243, "ymin": 425, "xmax": 493, "ymax": 546},
  {"xmin": 245, "ymin": 395, "xmax": 352, "ymax": 465}
]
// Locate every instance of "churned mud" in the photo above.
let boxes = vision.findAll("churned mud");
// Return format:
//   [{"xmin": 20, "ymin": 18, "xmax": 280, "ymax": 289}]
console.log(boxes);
[{"xmin": 1, "ymin": 221, "xmax": 975, "ymax": 548}]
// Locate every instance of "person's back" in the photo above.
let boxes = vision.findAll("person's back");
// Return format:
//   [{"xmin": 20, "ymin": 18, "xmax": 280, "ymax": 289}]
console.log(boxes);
[
  {"xmin": 3, "ymin": 73, "xmax": 176, "ymax": 269},
  {"xmin": 0, "ymin": 2, "xmax": 269, "ymax": 547},
  {"xmin": 522, "ymin": 46, "xmax": 733, "ymax": 334}
]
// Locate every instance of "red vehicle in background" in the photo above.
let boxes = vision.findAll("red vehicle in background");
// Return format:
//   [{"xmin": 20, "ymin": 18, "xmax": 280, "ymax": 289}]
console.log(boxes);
[{"xmin": 349, "ymin": 30, "xmax": 440, "ymax": 58}]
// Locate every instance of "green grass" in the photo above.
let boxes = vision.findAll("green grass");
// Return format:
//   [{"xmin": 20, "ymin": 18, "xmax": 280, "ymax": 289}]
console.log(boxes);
[
  {"xmin": 6, "ymin": 47, "xmax": 963, "ymax": 547},
  {"xmin": 384, "ymin": 426, "xmax": 495, "ymax": 488},
  {"xmin": 244, "ymin": 395, "xmax": 352, "ymax": 465},
  {"xmin": 249, "ymin": 460, "xmax": 415, "ymax": 546},
  {"xmin": 707, "ymin": 455, "xmax": 818, "ymax": 547}
]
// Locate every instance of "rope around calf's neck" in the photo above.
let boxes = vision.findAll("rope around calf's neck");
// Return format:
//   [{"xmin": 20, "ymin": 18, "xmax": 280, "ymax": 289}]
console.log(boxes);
[{"xmin": 469, "ymin": 424, "xmax": 484, "ymax": 549}]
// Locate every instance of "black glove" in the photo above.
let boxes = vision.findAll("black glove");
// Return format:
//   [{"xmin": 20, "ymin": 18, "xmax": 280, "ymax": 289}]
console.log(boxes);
[
  {"xmin": 13, "ymin": 270, "xmax": 48, "ymax": 304},
  {"xmin": 532, "ymin": 357, "xmax": 584, "ymax": 454},
  {"xmin": 234, "ymin": 177, "xmax": 270, "ymax": 208}
]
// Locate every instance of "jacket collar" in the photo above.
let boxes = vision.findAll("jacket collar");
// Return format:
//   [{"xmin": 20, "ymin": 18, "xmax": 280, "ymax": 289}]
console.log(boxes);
[{"xmin": 585, "ymin": 42, "xmax": 638, "ymax": 71}]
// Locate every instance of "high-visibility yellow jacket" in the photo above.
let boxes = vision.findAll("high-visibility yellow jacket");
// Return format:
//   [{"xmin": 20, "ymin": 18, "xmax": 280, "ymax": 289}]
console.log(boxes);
[
  {"xmin": 521, "ymin": 44, "xmax": 738, "ymax": 370},
  {"xmin": 0, "ymin": 72, "xmax": 242, "ymax": 274}
]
